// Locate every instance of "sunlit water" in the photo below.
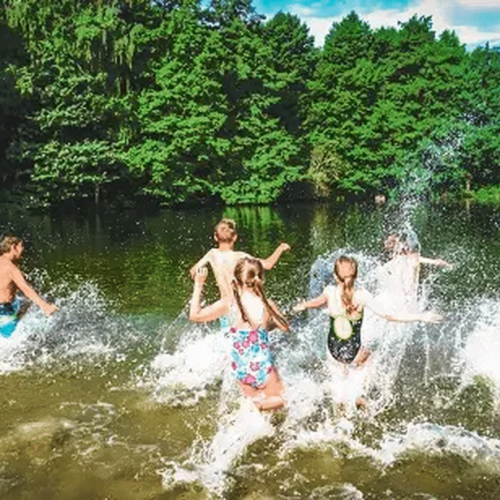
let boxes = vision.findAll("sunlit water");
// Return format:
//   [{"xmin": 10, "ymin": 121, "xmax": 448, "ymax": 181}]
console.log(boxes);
[{"xmin": 1, "ymin": 200, "xmax": 500, "ymax": 499}]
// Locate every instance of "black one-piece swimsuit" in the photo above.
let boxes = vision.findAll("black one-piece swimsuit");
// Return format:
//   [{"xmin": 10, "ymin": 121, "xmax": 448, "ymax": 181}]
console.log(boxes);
[{"xmin": 327, "ymin": 315, "xmax": 363, "ymax": 364}]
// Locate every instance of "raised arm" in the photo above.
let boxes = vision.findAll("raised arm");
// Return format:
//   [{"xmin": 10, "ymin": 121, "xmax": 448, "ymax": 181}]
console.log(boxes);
[
  {"xmin": 360, "ymin": 289, "xmax": 442, "ymax": 323},
  {"xmin": 189, "ymin": 266, "xmax": 230, "ymax": 323},
  {"xmin": 11, "ymin": 267, "xmax": 57, "ymax": 316},
  {"xmin": 293, "ymin": 292, "xmax": 328, "ymax": 313},
  {"xmin": 189, "ymin": 249, "xmax": 215, "ymax": 279},
  {"xmin": 419, "ymin": 256, "xmax": 453, "ymax": 269},
  {"xmin": 260, "ymin": 243, "xmax": 290, "ymax": 271}
]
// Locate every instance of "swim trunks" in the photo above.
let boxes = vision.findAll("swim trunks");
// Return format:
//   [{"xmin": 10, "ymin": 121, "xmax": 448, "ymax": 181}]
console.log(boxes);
[
  {"xmin": 327, "ymin": 314, "xmax": 363, "ymax": 364},
  {"xmin": 0, "ymin": 298, "xmax": 21, "ymax": 338},
  {"xmin": 229, "ymin": 327, "xmax": 274, "ymax": 387}
]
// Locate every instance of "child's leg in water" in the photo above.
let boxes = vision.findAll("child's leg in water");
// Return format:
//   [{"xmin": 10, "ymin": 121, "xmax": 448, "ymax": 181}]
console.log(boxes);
[
  {"xmin": 325, "ymin": 348, "xmax": 369, "ymax": 413},
  {"xmin": 238, "ymin": 369, "xmax": 285, "ymax": 412},
  {"xmin": 353, "ymin": 346, "xmax": 371, "ymax": 368},
  {"xmin": 352, "ymin": 350, "xmax": 370, "ymax": 411}
]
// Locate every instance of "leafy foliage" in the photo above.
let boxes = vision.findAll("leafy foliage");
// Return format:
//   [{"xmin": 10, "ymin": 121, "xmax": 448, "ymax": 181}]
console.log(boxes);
[{"xmin": 0, "ymin": 2, "xmax": 499, "ymax": 206}]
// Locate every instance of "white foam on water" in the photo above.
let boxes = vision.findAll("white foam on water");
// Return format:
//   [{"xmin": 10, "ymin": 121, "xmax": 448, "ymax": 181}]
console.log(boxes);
[
  {"xmin": 309, "ymin": 483, "xmax": 365, "ymax": 500},
  {"xmin": 461, "ymin": 299, "xmax": 500, "ymax": 394},
  {"xmin": 143, "ymin": 324, "xmax": 228, "ymax": 406},
  {"xmin": 0, "ymin": 281, "xmax": 127, "ymax": 374},
  {"xmin": 324, "ymin": 359, "xmax": 369, "ymax": 408},
  {"xmin": 375, "ymin": 422, "xmax": 500, "ymax": 472},
  {"xmin": 160, "ymin": 397, "xmax": 275, "ymax": 495},
  {"xmin": 282, "ymin": 374, "xmax": 327, "ymax": 424}
]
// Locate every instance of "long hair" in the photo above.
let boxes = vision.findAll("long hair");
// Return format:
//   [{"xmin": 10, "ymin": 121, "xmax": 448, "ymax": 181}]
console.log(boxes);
[
  {"xmin": 232, "ymin": 257, "xmax": 289, "ymax": 331},
  {"xmin": 334, "ymin": 255, "xmax": 358, "ymax": 315}
]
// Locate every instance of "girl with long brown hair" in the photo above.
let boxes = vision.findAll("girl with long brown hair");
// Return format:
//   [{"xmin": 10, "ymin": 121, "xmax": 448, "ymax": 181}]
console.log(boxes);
[
  {"xmin": 189, "ymin": 257, "xmax": 288, "ymax": 412},
  {"xmin": 294, "ymin": 255, "xmax": 442, "ymax": 368}
]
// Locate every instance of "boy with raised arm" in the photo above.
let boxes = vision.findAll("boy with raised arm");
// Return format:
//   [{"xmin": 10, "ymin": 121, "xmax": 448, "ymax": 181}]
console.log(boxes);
[
  {"xmin": 0, "ymin": 235, "xmax": 57, "ymax": 337},
  {"xmin": 190, "ymin": 219, "xmax": 290, "ymax": 316}
]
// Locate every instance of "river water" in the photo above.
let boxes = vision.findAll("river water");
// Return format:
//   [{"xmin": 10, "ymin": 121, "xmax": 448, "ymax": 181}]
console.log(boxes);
[{"xmin": 0, "ymin": 199, "xmax": 500, "ymax": 499}]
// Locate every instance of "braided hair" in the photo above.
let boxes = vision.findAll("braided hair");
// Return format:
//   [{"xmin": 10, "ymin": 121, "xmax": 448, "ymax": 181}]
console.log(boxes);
[
  {"xmin": 232, "ymin": 257, "xmax": 289, "ymax": 331},
  {"xmin": 334, "ymin": 255, "xmax": 359, "ymax": 315}
]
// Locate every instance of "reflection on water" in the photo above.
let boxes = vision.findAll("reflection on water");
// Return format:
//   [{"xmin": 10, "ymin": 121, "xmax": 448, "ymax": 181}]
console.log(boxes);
[{"xmin": 1, "ymin": 201, "xmax": 500, "ymax": 498}]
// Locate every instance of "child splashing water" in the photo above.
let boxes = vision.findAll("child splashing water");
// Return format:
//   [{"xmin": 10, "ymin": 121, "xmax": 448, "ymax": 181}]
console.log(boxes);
[
  {"xmin": 190, "ymin": 219, "xmax": 290, "ymax": 301},
  {"xmin": 294, "ymin": 255, "xmax": 442, "ymax": 409},
  {"xmin": 380, "ymin": 232, "xmax": 453, "ymax": 312},
  {"xmin": 189, "ymin": 257, "xmax": 289, "ymax": 412},
  {"xmin": 190, "ymin": 219, "xmax": 289, "ymax": 334}
]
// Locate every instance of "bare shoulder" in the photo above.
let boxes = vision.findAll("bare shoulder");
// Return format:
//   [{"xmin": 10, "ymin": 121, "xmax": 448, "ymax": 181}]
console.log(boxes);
[{"xmin": 0, "ymin": 258, "xmax": 16, "ymax": 276}]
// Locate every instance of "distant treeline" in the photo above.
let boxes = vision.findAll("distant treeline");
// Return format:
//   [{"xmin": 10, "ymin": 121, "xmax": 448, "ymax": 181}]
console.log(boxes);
[{"xmin": 0, "ymin": 0, "xmax": 499, "ymax": 207}]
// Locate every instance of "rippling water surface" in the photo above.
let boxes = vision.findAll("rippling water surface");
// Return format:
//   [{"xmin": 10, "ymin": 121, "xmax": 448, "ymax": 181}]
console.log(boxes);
[{"xmin": 1, "ymin": 200, "xmax": 500, "ymax": 499}]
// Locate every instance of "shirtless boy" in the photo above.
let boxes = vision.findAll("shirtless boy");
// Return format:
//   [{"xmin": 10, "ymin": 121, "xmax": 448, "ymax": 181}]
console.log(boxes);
[
  {"xmin": 0, "ymin": 235, "xmax": 57, "ymax": 337},
  {"xmin": 190, "ymin": 219, "xmax": 290, "ymax": 301}
]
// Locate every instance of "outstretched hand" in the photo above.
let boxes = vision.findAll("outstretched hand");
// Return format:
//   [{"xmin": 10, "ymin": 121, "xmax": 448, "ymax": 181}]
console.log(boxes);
[
  {"xmin": 189, "ymin": 265, "xmax": 197, "ymax": 280},
  {"xmin": 279, "ymin": 243, "xmax": 291, "ymax": 252},
  {"xmin": 42, "ymin": 303, "xmax": 58, "ymax": 316},
  {"xmin": 437, "ymin": 259, "xmax": 454, "ymax": 270},
  {"xmin": 292, "ymin": 302, "xmax": 306, "ymax": 313},
  {"xmin": 421, "ymin": 311, "xmax": 443, "ymax": 323}
]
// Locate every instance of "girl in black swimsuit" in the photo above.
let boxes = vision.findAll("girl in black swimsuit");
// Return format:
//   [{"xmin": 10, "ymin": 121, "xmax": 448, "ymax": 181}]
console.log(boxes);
[{"xmin": 293, "ymin": 255, "xmax": 443, "ymax": 407}]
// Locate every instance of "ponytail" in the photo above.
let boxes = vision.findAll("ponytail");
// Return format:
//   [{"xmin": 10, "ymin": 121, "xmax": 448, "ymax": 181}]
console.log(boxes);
[
  {"xmin": 253, "ymin": 278, "xmax": 289, "ymax": 332},
  {"xmin": 341, "ymin": 275, "xmax": 356, "ymax": 315},
  {"xmin": 334, "ymin": 255, "xmax": 358, "ymax": 315},
  {"xmin": 232, "ymin": 279, "xmax": 251, "ymax": 326},
  {"xmin": 234, "ymin": 258, "xmax": 289, "ymax": 331}
]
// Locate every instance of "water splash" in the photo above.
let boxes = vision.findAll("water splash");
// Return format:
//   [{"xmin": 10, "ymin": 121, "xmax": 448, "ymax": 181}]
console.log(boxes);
[
  {"xmin": 160, "ymin": 397, "xmax": 276, "ymax": 496},
  {"xmin": 0, "ymin": 281, "xmax": 145, "ymax": 375}
]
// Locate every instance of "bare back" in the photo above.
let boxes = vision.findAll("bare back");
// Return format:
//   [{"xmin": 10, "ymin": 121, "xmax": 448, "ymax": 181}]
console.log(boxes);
[
  {"xmin": 0, "ymin": 257, "xmax": 19, "ymax": 303},
  {"xmin": 379, "ymin": 252, "xmax": 420, "ymax": 310},
  {"xmin": 209, "ymin": 249, "xmax": 251, "ymax": 294},
  {"xmin": 233, "ymin": 289, "xmax": 268, "ymax": 331}
]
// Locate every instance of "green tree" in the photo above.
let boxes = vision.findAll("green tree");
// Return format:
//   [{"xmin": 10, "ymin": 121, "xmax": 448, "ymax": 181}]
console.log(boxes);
[
  {"xmin": 123, "ymin": 0, "xmax": 230, "ymax": 203},
  {"xmin": 4, "ymin": 0, "xmax": 159, "ymax": 204},
  {"xmin": 202, "ymin": 0, "xmax": 304, "ymax": 203}
]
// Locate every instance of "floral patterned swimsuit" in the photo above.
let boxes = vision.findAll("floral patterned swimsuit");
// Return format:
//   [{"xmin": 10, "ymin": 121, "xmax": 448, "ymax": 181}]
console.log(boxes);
[
  {"xmin": 229, "ymin": 292, "xmax": 274, "ymax": 388},
  {"xmin": 229, "ymin": 327, "xmax": 274, "ymax": 387}
]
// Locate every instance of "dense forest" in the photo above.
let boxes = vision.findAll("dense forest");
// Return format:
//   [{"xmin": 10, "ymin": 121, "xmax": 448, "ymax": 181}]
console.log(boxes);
[{"xmin": 0, "ymin": 0, "xmax": 499, "ymax": 207}]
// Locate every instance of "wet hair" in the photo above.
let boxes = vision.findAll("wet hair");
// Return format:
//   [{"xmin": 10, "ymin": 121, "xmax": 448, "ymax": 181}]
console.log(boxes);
[
  {"xmin": 384, "ymin": 233, "xmax": 410, "ymax": 256},
  {"xmin": 232, "ymin": 257, "xmax": 289, "ymax": 331},
  {"xmin": 334, "ymin": 255, "xmax": 358, "ymax": 315},
  {"xmin": 214, "ymin": 218, "xmax": 237, "ymax": 244},
  {"xmin": 0, "ymin": 235, "xmax": 22, "ymax": 255}
]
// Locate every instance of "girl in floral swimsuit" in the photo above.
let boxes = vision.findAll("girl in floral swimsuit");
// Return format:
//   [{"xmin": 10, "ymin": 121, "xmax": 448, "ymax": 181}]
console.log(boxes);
[{"xmin": 189, "ymin": 257, "xmax": 289, "ymax": 412}]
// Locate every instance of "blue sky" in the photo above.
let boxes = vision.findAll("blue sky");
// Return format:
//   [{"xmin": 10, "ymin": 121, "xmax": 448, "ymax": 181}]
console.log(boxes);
[{"xmin": 252, "ymin": 0, "xmax": 500, "ymax": 48}]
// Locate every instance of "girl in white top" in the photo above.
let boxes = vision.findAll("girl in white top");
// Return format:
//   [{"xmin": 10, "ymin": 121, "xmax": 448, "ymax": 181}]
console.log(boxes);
[
  {"xmin": 190, "ymin": 257, "xmax": 289, "ymax": 412},
  {"xmin": 293, "ymin": 255, "xmax": 442, "ymax": 368}
]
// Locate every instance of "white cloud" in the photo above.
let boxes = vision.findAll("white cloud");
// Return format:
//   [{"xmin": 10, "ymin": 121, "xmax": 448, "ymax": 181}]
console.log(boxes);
[
  {"xmin": 455, "ymin": 0, "xmax": 500, "ymax": 9},
  {"xmin": 287, "ymin": 3, "xmax": 318, "ymax": 17},
  {"xmin": 453, "ymin": 24, "xmax": 500, "ymax": 46},
  {"xmin": 366, "ymin": 0, "xmax": 451, "ymax": 31},
  {"xmin": 290, "ymin": 0, "xmax": 500, "ymax": 47}
]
